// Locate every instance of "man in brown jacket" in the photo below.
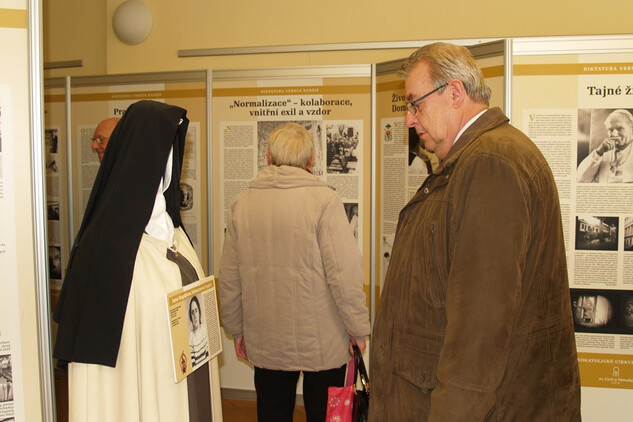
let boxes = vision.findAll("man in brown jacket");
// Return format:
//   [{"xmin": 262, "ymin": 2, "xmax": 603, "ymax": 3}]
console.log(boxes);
[{"xmin": 369, "ymin": 42, "xmax": 581, "ymax": 421}]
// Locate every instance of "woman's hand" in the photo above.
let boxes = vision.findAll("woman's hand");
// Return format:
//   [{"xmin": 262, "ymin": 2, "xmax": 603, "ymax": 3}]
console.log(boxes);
[
  {"xmin": 234, "ymin": 336, "xmax": 248, "ymax": 360},
  {"xmin": 349, "ymin": 337, "xmax": 366, "ymax": 356}
]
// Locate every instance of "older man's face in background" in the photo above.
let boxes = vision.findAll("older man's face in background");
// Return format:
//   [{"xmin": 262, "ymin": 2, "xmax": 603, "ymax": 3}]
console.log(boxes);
[
  {"xmin": 605, "ymin": 114, "xmax": 633, "ymax": 151},
  {"xmin": 92, "ymin": 118, "xmax": 119, "ymax": 162}
]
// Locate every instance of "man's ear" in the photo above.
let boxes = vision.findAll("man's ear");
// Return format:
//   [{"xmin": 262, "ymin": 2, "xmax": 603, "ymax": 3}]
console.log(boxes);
[
  {"xmin": 267, "ymin": 150, "xmax": 273, "ymax": 165},
  {"xmin": 447, "ymin": 79, "xmax": 466, "ymax": 108}
]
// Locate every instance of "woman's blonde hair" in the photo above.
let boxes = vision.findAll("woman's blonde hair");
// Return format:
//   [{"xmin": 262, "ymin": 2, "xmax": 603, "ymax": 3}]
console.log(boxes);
[{"xmin": 267, "ymin": 122, "xmax": 315, "ymax": 169}]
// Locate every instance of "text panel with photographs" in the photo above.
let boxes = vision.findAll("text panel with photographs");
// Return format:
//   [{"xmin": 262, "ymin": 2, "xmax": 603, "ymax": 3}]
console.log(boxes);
[
  {"xmin": 512, "ymin": 52, "xmax": 633, "ymax": 390},
  {"xmin": 43, "ymin": 87, "xmax": 70, "ymax": 307},
  {"xmin": 212, "ymin": 73, "xmax": 371, "ymax": 296},
  {"xmin": 67, "ymin": 82, "xmax": 208, "ymax": 267}
]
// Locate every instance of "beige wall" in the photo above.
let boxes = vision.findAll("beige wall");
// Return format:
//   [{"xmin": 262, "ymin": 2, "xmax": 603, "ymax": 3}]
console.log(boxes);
[
  {"xmin": 44, "ymin": 0, "xmax": 633, "ymax": 78},
  {"xmin": 43, "ymin": 1, "xmax": 106, "ymax": 76}
]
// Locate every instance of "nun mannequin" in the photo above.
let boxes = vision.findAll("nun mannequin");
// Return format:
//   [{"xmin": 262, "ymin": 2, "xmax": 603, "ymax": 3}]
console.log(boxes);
[{"xmin": 54, "ymin": 100, "xmax": 214, "ymax": 421}]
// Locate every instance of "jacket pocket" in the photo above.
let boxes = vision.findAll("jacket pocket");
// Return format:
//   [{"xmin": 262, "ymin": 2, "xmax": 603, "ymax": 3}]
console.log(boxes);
[
  {"xmin": 421, "ymin": 221, "xmax": 448, "ymax": 307},
  {"xmin": 391, "ymin": 328, "xmax": 443, "ymax": 391}
]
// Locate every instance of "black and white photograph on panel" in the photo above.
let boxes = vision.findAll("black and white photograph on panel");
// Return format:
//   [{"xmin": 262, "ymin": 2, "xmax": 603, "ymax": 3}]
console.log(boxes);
[
  {"xmin": 576, "ymin": 108, "xmax": 633, "ymax": 183},
  {"xmin": 326, "ymin": 123, "xmax": 360, "ymax": 174},
  {"xmin": 0, "ymin": 354, "xmax": 13, "ymax": 403},
  {"xmin": 47, "ymin": 200, "xmax": 60, "ymax": 221},
  {"xmin": 623, "ymin": 293, "xmax": 633, "ymax": 331},
  {"xmin": 624, "ymin": 216, "xmax": 633, "ymax": 251},
  {"xmin": 571, "ymin": 289, "xmax": 620, "ymax": 332},
  {"xmin": 575, "ymin": 215, "xmax": 618, "ymax": 251},
  {"xmin": 344, "ymin": 202, "xmax": 359, "ymax": 240},
  {"xmin": 48, "ymin": 245, "xmax": 62, "ymax": 280},
  {"xmin": 180, "ymin": 183, "xmax": 193, "ymax": 211},
  {"xmin": 187, "ymin": 294, "xmax": 209, "ymax": 370}
]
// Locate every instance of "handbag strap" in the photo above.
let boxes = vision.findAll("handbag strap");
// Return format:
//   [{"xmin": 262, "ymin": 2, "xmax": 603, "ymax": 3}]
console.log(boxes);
[
  {"xmin": 352, "ymin": 344, "xmax": 370, "ymax": 393},
  {"xmin": 345, "ymin": 356, "xmax": 355, "ymax": 386}
]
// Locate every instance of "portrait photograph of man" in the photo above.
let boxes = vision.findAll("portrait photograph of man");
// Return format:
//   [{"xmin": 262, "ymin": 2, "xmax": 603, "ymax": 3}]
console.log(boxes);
[{"xmin": 577, "ymin": 108, "xmax": 633, "ymax": 183}]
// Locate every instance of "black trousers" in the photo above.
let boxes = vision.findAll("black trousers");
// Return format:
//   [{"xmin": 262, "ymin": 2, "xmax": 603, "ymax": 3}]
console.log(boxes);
[{"xmin": 254, "ymin": 364, "xmax": 347, "ymax": 422}]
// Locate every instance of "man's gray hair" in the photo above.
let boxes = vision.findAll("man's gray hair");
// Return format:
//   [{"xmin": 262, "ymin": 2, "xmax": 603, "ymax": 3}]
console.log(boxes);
[
  {"xmin": 606, "ymin": 109, "xmax": 633, "ymax": 129},
  {"xmin": 400, "ymin": 42, "xmax": 491, "ymax": 105}
]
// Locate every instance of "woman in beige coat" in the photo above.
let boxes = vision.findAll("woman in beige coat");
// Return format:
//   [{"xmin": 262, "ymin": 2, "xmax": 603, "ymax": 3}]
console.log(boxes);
[{"xmin": 219, "ymin": 122, "xmax": 370, "ymax": 422}]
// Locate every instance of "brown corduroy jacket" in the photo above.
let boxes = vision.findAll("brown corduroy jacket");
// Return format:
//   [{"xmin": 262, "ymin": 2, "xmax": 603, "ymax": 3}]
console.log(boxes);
[{"xmin": 370, "ymin": 107, "xmax": 581, "ymax": 421}]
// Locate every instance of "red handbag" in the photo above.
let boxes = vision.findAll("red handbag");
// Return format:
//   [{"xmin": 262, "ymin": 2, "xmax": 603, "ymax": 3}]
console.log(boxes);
[
  {"xmin": 326, "ymin": 345, "xmax": 370, "ymax": 422},
  {"xmin": 325, "ymin": 357, "xmax": 356, "ymax": 422}
]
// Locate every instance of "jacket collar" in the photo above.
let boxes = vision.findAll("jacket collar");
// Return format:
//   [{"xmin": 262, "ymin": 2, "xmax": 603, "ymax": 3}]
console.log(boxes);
[
  {"xmin": 250, "ymin": 165, "xmax": 335, "ymax": 190},
  {"xmin": 403, "ymin": 107, "xmax": 509, "ymax": 211},
  {"xmin": 436, "ymin": 107, "xmax": 509, "ymax": 173}
]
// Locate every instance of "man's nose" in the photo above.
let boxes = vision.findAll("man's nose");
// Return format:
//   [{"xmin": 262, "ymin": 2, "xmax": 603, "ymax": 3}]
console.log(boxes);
[{"xmin": 405, "ymin": 111, "xmax": 417, "ymax": 128}]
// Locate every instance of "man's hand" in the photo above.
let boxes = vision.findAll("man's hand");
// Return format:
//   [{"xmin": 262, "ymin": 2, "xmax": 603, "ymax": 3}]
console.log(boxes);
[{"xmin": 596, "ymin": 138, "xmax": 617, "ymax": 156}]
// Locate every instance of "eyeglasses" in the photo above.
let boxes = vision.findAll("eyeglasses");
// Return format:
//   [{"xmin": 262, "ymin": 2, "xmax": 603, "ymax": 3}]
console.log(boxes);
[
  {"xmin": 91, "ymin": 136, "xmax": 110, "ymax": 144},
  {"xmin": 406, "ymin": 83, "xmax": 448, "ymax": 115}
]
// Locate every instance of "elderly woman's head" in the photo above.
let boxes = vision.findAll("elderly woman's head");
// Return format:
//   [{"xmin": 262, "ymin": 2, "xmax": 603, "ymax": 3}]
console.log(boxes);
[{"xmin": 267, "ymin": 123, "xmax": 315, "ymax": 170}]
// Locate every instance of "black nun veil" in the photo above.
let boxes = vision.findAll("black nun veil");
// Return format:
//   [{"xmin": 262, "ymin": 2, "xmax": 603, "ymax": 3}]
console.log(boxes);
[{"xmin": 53, "ymin": 100, "xmax": 189, "ymax": 367}]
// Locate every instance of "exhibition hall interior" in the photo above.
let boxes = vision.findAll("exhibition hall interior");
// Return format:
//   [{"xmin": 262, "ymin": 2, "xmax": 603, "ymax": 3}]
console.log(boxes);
[{"xmin": 1, "ymin": 0, "xmax": 632, "ymax": 421}]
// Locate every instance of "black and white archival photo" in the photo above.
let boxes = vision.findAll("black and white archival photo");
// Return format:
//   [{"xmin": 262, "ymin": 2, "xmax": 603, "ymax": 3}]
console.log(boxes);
[
  {"xmin": 47, "ymin": 200, "xmax": 60, "ymax": 221},
  {"xmin": 577, "ymin": 108, "xmax": 633, "ymax": 183},
  {"xmin": 48, "ymin": 245, "xmax": 62, "ymax": 280},
  {"xmin": 575, "ymin": 215, "xmax": 618, "ymax": 251},
  {"xmin": 624, "ymin": 216, "xmax": 633, "ymax": 251},
  {"xmin": 571, "ymin": 291, "xmax": 617, "ymax": 331},
  {"xmin": 344, "ymin": 202, "xmax": 359, "ymax": 240},
  {"xmin": 180, "ymin": 183, "xmax": 193, "ymax": 211},
  {"xmin": 326, "ymin": 123, "xmax": 360, "ymax": 174},
  {"xmin": 0, "ymin": 354, "xmax": 13, "ymax": 403}
]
